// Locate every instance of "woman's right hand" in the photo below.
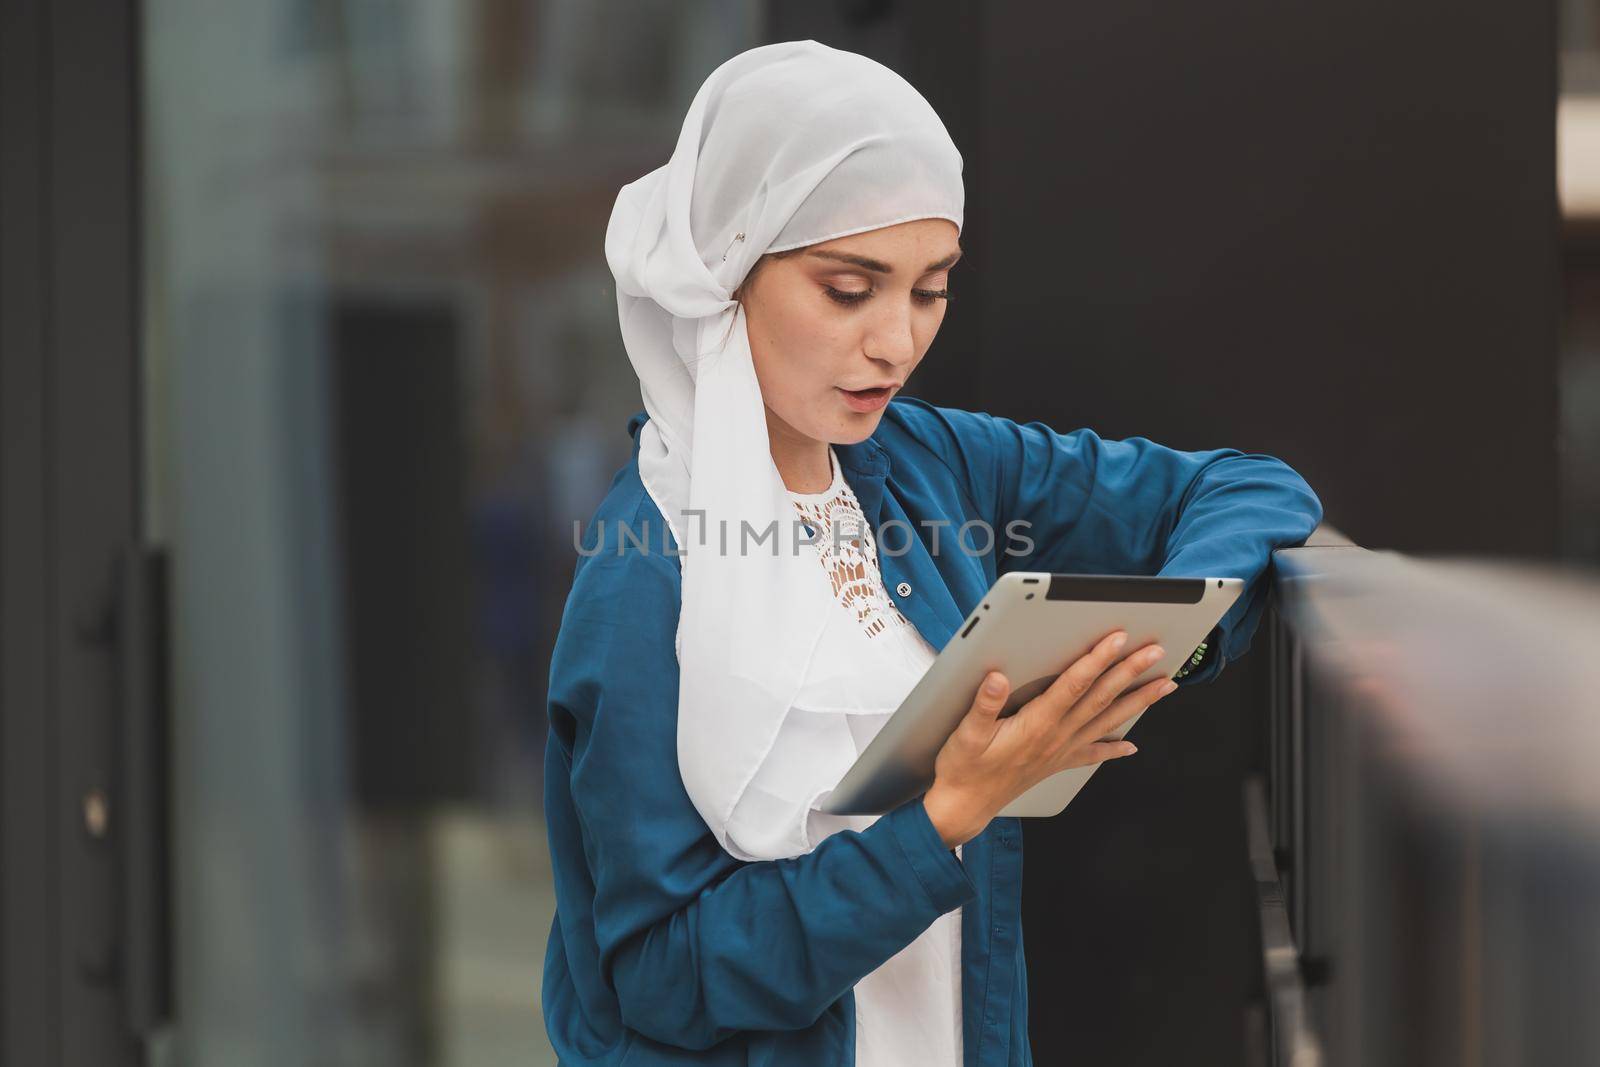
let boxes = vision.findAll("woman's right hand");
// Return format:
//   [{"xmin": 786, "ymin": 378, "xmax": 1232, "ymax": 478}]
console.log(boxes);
[{"xmin": 921, "ymin": 629, "xmax": 1179, "ymax": 849}]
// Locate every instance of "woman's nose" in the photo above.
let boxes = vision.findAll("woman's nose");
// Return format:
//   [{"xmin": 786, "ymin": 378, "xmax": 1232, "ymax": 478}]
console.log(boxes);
[{"xmin": 864, "ymin": 306, "xmax": 917, "ymax": 367}]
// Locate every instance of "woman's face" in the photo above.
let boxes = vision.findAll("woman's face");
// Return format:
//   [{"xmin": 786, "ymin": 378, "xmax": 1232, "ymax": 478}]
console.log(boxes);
[{"xmin": 735, "ymin": 217, "xmax": 961, "ymax": 447}]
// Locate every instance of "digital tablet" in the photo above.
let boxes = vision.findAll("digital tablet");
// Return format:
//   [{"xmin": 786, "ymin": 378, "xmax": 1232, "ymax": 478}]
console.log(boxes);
[{"xmin": 816, "ymin": 572, "xmax": 1244, "ymax": 818}]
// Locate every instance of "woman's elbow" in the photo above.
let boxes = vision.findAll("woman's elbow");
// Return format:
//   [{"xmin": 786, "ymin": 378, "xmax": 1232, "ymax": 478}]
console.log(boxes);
[
  {"xmin": 1253, "ymin": 453, "xmax": 1325, "ymax": 537},
  {"xmin": 608, "ymin": 932, "xmax": 830, "ymax": 1049},
  {"xmin": 609, "ymin": 950, "xmax": 730, "ymax": 1050},
  {"xmin": 1286, "ymin": 465, "xmax": 1325, "ymax": 535}
]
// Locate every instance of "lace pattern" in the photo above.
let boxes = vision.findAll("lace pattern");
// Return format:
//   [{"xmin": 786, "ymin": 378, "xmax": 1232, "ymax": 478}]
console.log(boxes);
[{"xmin": 788, "ymin": 448, "xmax": 918, "ymax": 641}]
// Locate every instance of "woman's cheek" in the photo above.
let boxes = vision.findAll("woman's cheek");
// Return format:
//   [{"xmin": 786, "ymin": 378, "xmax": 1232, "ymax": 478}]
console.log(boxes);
[{"xmin": 807, "ymin": 319, "xmax": 858, "ymax": 360}]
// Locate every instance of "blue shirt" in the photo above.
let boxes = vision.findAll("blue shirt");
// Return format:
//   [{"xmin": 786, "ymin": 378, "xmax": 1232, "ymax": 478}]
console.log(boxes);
[{"xmin": 541, "ymin": 397, "xmax": 1323, "ymax": 1065}]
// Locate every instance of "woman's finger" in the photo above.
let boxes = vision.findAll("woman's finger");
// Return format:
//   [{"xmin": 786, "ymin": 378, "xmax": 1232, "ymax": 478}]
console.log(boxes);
[
  {"xmin": 1076, "ymin": 739, "xmax": 1139, "ymax": 766},
  {"xmin": 959, "ymin": 671, "xmax": 1011, "ymax": 741},
  {"xmin": 1078, "ymin": 676, "xmax": 1177, "ymax": 743},
  {"xmin": 1058, "ymin": 641, "xmax": 1165, "ymax": 733},
  {"xmin": 1023, "ymin": 629, "xmax": 1128, "ymax": 725}
]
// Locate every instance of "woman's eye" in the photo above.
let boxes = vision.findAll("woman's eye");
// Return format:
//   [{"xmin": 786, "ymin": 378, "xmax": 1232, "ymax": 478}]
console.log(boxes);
[
  {"xmin": 823, "ymin": 285, "xmax": 952, "ymax": 307},
  {"xmin": 823, "ymin": 285, "xmax": 871, "ymax": 306}
]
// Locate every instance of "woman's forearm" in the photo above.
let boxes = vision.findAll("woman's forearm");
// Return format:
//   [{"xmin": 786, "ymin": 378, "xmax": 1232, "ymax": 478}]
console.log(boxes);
[{"xmin": 599, "ymin": 795, "xmax": 975, "ymax": 1049}]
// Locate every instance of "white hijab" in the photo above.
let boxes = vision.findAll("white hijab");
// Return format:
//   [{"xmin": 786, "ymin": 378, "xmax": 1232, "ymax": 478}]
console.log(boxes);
[{"xmin": 604, "ymin": 40, "xmax": 964, "ymax": 862}]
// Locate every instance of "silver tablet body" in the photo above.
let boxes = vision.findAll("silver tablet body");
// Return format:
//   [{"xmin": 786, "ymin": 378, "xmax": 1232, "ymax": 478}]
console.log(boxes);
[{"xmin": 817, "ymin": 571, "xmax": 1244, "ymax": 818}]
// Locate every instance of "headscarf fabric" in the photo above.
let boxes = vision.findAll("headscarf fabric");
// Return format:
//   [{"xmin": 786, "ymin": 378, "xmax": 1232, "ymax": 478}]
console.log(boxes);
[{"xmin": 603, "ymin": 39, "xmax": 964, "ymax": 862}]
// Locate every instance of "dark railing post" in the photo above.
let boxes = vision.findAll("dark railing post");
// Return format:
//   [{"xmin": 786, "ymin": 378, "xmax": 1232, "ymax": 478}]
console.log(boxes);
[{"xmin": 1255, "ymin": 524, "xmax": 1600, "ymax": 1064}]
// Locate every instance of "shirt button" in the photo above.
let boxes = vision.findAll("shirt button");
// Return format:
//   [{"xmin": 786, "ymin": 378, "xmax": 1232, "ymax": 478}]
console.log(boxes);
[{"xmin": 895, "ymin": 581, "xmax": 912, "ymax": 597}]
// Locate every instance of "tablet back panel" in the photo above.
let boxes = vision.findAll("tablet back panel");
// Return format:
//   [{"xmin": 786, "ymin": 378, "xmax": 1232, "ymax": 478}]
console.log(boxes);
[{"xmin": 818, "ymin": 572, "xmax": 1244, "ymax": 818}]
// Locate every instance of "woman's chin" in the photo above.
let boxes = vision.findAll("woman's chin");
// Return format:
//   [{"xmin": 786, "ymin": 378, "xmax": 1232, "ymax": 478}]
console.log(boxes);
[{"xmin": 831, "ymin": 410, "xmax": 884, "ymax": 442}]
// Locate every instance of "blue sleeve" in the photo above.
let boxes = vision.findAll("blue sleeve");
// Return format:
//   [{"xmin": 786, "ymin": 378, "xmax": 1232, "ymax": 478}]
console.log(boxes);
[
  {"xmin": 888, "ymin": 397, "xmax": 1324, "ymax": 686},
  {"xmin": 547, "ymin": 532, "xmax": 977, "ymax": 1050}
]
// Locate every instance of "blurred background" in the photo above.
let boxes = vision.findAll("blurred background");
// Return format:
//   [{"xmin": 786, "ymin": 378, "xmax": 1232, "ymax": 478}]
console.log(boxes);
[{"xmin": 2, "ymin": 0, "xmax": 1596, "ymax": 1065}]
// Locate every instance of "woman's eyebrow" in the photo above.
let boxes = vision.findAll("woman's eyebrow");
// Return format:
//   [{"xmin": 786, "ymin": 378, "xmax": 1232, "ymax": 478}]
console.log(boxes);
[{"xmin": 805, "ymin": 248, "xmax": 963, "ymax": 274}]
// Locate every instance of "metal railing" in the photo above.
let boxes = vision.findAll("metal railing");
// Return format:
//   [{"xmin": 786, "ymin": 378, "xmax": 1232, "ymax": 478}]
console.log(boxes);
[{"xmin": 1253, "ymin": 524, "xmax": 1600, "ymax": 1066}]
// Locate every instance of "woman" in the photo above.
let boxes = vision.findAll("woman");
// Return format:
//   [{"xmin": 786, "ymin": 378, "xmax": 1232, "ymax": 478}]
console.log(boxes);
[{"xmin": 541, "ymin": 40, "xmax": 1322, "ymax": 1066}]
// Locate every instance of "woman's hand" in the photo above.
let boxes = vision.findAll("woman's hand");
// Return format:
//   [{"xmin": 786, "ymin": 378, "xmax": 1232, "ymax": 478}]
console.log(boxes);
[{"xmin": 921, "ymin": 629, "xmax": 1179, "ymax": 848}]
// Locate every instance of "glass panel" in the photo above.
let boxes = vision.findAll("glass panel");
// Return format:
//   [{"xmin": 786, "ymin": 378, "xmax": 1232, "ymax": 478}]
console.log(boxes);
[
  {"xmin": 1562, "ymin": 2, "xmax": 1600, "ymax": 562},
  {"xmin": 141, "ymin": 3, "xmax": 762, "ymax": 1063}
]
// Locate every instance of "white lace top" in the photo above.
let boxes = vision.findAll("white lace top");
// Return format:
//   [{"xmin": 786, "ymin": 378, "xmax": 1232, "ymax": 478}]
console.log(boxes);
[{"xmin": 787, "ymin": 445, "xmax": 964, "ymax": 1067}]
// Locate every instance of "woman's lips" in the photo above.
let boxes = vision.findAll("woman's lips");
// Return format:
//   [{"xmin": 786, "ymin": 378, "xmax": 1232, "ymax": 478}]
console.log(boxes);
[{"xmin": 838, "ymin": 385, "xmax": 893, "ymax": 412}]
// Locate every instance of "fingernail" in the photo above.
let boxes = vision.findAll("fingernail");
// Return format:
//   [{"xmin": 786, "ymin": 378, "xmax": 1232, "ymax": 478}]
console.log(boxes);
[
  {"xmin": 1110, "ymin": 632, "xmax": 1128, "ymax": 651},
  {"xmin": 1159, "ymin": 680, "xmax": 1179, "ymax": 696},
  {"xmin": 1125, "ymin": 743, "xmax": 1139, "ymax": 755},
  {"xmin": 984, "ymin": 674, "xmax": 1005, "ymax": 695}
]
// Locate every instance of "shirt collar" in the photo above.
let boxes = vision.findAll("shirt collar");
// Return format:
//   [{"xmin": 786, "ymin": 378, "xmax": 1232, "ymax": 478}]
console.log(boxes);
[{"xmin": 833, "ymin": 433, "xmax": 889, "ymax": 478}]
